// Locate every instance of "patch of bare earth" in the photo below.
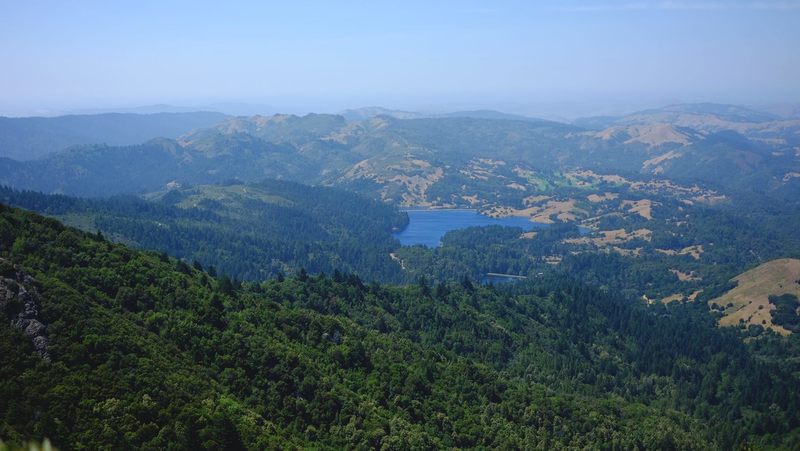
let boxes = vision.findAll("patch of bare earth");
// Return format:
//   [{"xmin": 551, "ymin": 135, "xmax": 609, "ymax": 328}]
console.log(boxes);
[
  {"xmin": 586, "ymin": 192, "xmax": 619, "ymax": 203},
  {"xmin": 783, "ymin": 172, "xmax": 800, "ymax": 182},
  {"xmin": 461, "ymin": 195, "xmax": 480, "ymax": 205},
  {"xmin": 620, "ymin": 199, "xmax": 653, "ymax": 220},
  {"xmin": 523, "ymin": 195, "xmax": 551, "ymax": 205},
  {"xmin": 484, "ymin": 198, "xmax": 587, "ymax": 224},
  {"xmin": 661, "ymin": 289, "xmax": 703, "ymax": 305},
  {"xmin": 460, "ymin": 158, "xmax": 507, "ymax": 182},
  {"xmin": 670, "ymin": 269, "xmax": 702, "ymax": 282},
  {"xmin": 566, "ymin": 168, "xmax": 723, "ymax": 207},
  {"xmin": 476, "ymin": 158, "xmax": 506, "ymax": 166},
  {"xmin": 682, "ymin": 245, "xmax": 704, "ymax": 260},
  {"xmin": 568, "ymin": 170, "xmax": 629, "ymax": 185},
  {"xmin": 662, "ymin": 294, "xmax": 684, "ymax": 304},
  {"xmin": 610, "ymin": 247, "xmax": 643, "ymax": 257},
  {"xmin": 599, "ymin": 228, "xmax": 652, "ymax": 244},
  {"xmin": 565, "ymin": 228, "xmax": 652, "ymax": 247},
  {"xmin": 689, "ymin": 194, "xmax": 728, "ymax": 205},
  {"xmin": 642, "ymin": 150, "xmax": 682, "ymax": 174},
  {"xmin": 389, "ymin": 253, "xmax": 407, "ymax": 270},
  {"xmin": 392, "ymin": 167, "xmax": 444, "ymax": 206},
  {"xmin": 656, "ymin": 245, "xmax": 704, "ymax": 260},
  {"xmin": 343, "ymin": 157, "xmax": 446, "ymax": 205}
]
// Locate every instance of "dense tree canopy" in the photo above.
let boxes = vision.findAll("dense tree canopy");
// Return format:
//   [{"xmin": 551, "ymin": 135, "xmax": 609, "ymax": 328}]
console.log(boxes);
[
  {"xmin": 0, "ymin": 182, "xmax": 408, "ymax": 282},
  {"xmin": 1, "ymin": 205, "xmax": 800, "ymax": 449}
]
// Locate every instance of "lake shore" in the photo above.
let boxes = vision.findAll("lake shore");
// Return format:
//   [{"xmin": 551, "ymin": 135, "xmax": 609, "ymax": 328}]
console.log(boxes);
[{"xmin": 394, "ymin": 208, "xmax": 549, "ymax": 247}]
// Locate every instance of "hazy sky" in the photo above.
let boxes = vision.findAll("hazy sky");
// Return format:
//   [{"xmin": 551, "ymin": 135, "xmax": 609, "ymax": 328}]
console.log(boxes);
[{"xmin": 1, "ymin": 0, "xmax": 799, "ymax": 116}]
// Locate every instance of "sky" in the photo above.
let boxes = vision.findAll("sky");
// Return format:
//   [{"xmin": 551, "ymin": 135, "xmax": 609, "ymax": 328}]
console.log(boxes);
[{"xmin": 1, "ymin": 0, "xmax": 799, "ymax": 117}]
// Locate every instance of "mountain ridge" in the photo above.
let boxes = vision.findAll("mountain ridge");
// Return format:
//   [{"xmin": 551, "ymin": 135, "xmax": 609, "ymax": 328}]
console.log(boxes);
[
  {"xmin": 0, "ymin": 112, "xmax": 229, "ymax": 161},
  {"xmin": 0, "ymin": 106, "xmax": 798, "ymax": 206}
]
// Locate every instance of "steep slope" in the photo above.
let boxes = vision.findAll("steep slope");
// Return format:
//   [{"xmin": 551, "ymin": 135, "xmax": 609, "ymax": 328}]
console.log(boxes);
[
  {"xmin": 0, "ymin": 112, "xmax": 229, "ymax": 161},
  {"xmin": 2, "ymin": 205, "xmax": 800, "ymax": 448},
  {"xmin": 0, "ymin": 205, "xmax": 739, "ymax": 449},
  {"xmin": 0, "ymin": 181, "xmax": 408, "ymax": 282}
]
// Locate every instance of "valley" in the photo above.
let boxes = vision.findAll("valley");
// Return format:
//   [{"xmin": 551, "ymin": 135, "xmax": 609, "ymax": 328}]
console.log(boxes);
[
  {"xmin": 4, "ymin": 3, "xmax": 799, "ymax": 449},
  {"xmin": 2, "ymin": 103, "xmax": 800, "ymax": 450},
  {"xmin": 2, "ymin": 105, "xmax": 799, "ymax": 324}
]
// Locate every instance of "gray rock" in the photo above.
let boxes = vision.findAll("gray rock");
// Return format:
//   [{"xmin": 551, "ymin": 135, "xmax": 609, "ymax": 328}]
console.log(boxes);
[
  {"xmin": 1, "ymin": 263, "xmax": 50, "ymax": 361},
  {"xmin": 24, "ymin": 319, "xmax": 46, "ymax": 337},
  {"xmin": 32, "ymin": 336, "xmax": 50, "ymax": 362}
]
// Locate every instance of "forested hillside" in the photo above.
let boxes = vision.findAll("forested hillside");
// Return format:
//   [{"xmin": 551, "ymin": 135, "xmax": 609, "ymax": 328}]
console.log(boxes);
[
  {"xmin": 0, "ymin": 182, "xmax": 407, "ymax": 282},
  {"xmin": 4, "ymin": 175, "xmax": 800, "ymax": 322},
  {"xmin": 3, "ymin": 0, "xmax": 798, "ymax": 448},
  {"xmin": 2, "ymin": 205, "xmax": 800, "ymax": 449}
]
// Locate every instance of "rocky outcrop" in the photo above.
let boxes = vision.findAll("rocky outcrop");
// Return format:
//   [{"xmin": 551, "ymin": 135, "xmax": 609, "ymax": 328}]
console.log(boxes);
[{"xmin": 0, "ymin": 259, "xmax": 50, "ymax": 361}]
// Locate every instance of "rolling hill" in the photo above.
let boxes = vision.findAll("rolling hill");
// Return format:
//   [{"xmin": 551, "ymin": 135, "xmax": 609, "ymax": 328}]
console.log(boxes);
[
  {"xmin": 0, "ymin": 107, "xmax": 798, "ymax": 207},
  {"xmin": 711, "ymin": 258, "xmax": 800, "ymax": 335}
]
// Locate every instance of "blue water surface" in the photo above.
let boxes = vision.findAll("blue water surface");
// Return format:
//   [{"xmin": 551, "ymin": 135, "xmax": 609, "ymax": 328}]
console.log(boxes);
[{"xmin": 393, "ymin": 209, "xmax": 550, "ymax": 247}]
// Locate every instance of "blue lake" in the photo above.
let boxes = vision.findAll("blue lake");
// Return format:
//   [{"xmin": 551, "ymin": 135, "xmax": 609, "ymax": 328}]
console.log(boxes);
[{"xmin": 393, "ymin": 209, "xmax": 551, "ymax": 247}]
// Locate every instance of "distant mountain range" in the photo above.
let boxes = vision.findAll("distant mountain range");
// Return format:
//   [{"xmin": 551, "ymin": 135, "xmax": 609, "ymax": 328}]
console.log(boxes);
[
  {"xmin": 573, "ymin": 103, "xmax": 788, "ymax": 130},
  {"xmin": 0, "ymin": 103, "xmax": 798, "ymax": 204},
  {"xmin": 338, "ymin": 106, "xmax": 542, "ymax": 122},
  {"xmin": 0, "ymin": 112, "xmax": 229, "ymax": 160},
  {"xmin": 66, "ymin": 102, "xmax": 278, "ymax": 116}
]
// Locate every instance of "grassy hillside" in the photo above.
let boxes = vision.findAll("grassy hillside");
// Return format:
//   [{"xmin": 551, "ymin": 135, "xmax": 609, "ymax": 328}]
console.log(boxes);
[{"xmin": 711, "ymin": 258, "xmax": 800, "ymax": 334}]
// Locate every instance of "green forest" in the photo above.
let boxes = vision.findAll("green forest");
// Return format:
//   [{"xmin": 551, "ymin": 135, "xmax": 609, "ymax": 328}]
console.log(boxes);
[
  {"xmin": 0, "ymin": 182, "xmax": 408, "ymax": 282},
  {"xmin": 2, "ymin": 205, "xmax": 800, "ymax": 449},
  {"xmin": 3, "ymin": 2, "xmax": 800, "ymax": 449}
]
